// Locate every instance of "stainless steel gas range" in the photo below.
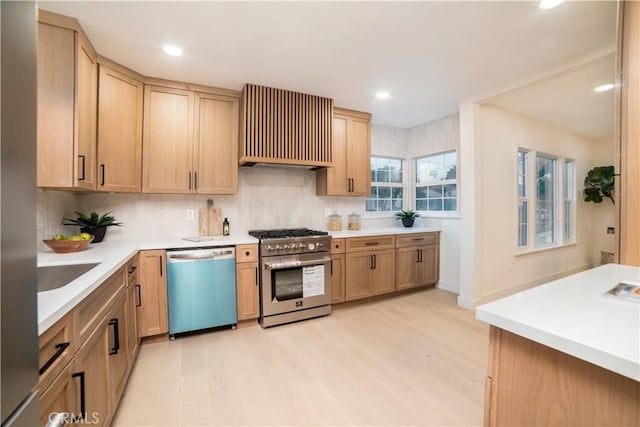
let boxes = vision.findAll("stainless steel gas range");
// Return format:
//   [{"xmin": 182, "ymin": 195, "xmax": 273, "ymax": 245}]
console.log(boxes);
[{"xmin": 248, "ymin": 228, "xmax": 332, "ymax": 328}]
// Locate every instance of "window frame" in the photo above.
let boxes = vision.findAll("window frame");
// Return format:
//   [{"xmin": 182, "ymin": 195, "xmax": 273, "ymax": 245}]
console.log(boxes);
[
  {"xmin": 412, "ymin": 149, "xmax": 459, "ymax": 217},
  {"xmin": 365, "ymin": 155, "xmax": 407, "ymax": 215},
  {"xmin": 516, "ymin": 147, "xmax": 577, "ymax": 255}
]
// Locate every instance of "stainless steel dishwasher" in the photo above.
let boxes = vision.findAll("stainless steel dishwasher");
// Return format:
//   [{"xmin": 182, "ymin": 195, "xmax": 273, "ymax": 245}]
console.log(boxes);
[{"xmin": 166, "ymin": 247, "xmax": 237, "ymax": 338}]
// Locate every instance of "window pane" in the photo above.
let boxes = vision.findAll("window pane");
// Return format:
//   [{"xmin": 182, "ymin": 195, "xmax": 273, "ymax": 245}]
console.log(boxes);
[
  {"xmin": 390, "ymin": 170, "xmax": 402, "ymax": 183},
  {"xmin": 370, "ymin": 170, "xmax": 376, "ymax": 182},
  {"xmin": 416, "ymin": 199, "xmax": 428, "ymax": 211},
  {"xmin": 376, "ymin": 170, "xmax": 389, "ymax": 183},
  {"xmin": 392, "ymin": 199, "xmax": 403, "ymax": 210},
  {"xmin": 392, "ymin": 187, "xmax": 403, "ymax": 198},
  {"xmin": 444, "ymin": 184, "xmax": 457, "ymax": 197},
  {"xmin": 378, "ymin": 186, "xmax": 391, "ymax": 199},
  {"xmin": 378, "ymin": 200, "xmax": 391, "ymax": 212},
  {"xmin": 428, "ymin": 185, "xmax": 443, "ymax": 198},
  {"xmin": 370, "ymin": 186, "xmax": 377, "ymax": 198},
  {"xmin": 443, "ymin": 199, "xmax": 457, "ymax": 211},
  {"xmin": 564, "ymin": 201, "xmax": 571, "ymax": 240},
  {"xmin": 416, "ymin": 186, "xmax": 428, "ymax": 199},
  {"xmin": 536, "ymin": 155, "xmax": 556, "ymax": 246},
  {"xmin": 366, "ymin": 199, "xmax": 376, "ymax": 212},
  {"xmin": 518, "ymin": 200, "xmax": 528, "ymax": 247},
  {"xmin": 518, "ymin": 151, "xmax": 527, "ymax": 197},
  {"xmin": 428, "ymin": 199, "xmax": 443, "ymax": 211}
]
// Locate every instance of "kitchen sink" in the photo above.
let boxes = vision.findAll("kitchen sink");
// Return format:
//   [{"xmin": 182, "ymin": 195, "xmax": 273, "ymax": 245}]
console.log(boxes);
[{"xmin": 37, "ymin": 263, "xmax": 100, "ymax": 292}]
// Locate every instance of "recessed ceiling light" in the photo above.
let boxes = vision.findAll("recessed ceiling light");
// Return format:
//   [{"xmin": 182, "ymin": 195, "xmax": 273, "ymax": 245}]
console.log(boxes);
[
  {"xmin": 375, "ymin": 91, "xmax": 390, "ymax": 100},
  {"xmin": 539, "ymin": 0, "xmax": 565, "ymax": 9},
  {"xmin": 163, "ymin": 45, "xmax": 183, "ymax": 57},
  {"xmin": 594, "ymin": 83, "xmax": 615, "ymax": 92}
]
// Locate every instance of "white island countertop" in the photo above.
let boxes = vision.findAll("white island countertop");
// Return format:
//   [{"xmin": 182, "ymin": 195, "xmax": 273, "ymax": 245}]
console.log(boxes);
[
  {"xmin": 37, "ymin": 235, "xmax": 258, "ymax": 335},
  {"xmin": 476, "ymin": 263, "xmax": 640, "ymax": 381}
]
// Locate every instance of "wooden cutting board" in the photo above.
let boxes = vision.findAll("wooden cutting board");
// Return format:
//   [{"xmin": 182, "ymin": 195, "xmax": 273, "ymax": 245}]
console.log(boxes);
[{"xmin": 198, "ymin": 199, "xmax": 222, "ymax": 236}]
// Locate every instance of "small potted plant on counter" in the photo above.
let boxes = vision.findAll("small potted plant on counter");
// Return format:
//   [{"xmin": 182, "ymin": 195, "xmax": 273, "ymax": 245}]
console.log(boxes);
[
  {"xmin": 62, "ymin": 211, "xmax": 122, "ymax": 243},
  {"xmin": 395, "ymin": 209, "xmax": 419, "ymax": 228}
]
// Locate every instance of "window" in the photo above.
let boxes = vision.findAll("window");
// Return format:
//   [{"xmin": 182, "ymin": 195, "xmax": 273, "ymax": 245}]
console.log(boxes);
[
  {"xmin": 517, "ymin": 149, "xmax": 575, "ymax": 252},
  {"xmin": 414, "ymin": 151, "xmax": 457, "ymax": 213},
  {"xmin": 564, "ymin": 160, "xmax": 575, "ymax": 241},
  {"xmin": 366, "ymin": 156, "xmax": 403, "ymax": 212},
  {"xmin": 517, "ymin": 150, "xmax": 528, "ymax": 247}
]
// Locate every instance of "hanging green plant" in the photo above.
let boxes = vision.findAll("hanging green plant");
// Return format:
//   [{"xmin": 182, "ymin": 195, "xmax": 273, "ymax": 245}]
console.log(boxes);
[{"xmin": 583, "ymin": 165, "xmax": 614, "ymax": 204}]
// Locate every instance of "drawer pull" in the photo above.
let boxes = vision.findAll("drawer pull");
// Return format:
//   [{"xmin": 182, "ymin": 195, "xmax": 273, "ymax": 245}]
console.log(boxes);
[
  {"xmin": 365, "ymin": 242, "xmax": 379, "ymax": 246},
  {"xmin": 39, "ymin": 342, "xmax": 70, "ymax": 375},
  {"xmin": 108, "ymin": 318, "xmax": 120, "ymax": 355},
  {"xmin": 127, "ymin": 265, "xmax": 137, "ymax": 274},
  {"xmin": 135, "ymin": 284, "xmax": 142, "ymax": 307},
  {"xmin": 412, "ymin": 237, "xmax": 425, "ymax": 241},
  {"xmin": 72, "ymin": 371, "xmax": 86, "ymax": 421}
]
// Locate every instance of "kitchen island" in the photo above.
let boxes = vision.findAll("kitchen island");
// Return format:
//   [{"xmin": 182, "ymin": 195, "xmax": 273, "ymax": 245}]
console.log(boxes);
[{"xmin": 476, "ymin": 263, "xmax": 640, "ymax": 426}]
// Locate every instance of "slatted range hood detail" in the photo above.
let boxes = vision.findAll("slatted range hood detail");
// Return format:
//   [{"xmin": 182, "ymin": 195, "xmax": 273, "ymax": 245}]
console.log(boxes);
[{"xmin": 239, "ymin": 84, "xmax": 333, "ymax": 167}]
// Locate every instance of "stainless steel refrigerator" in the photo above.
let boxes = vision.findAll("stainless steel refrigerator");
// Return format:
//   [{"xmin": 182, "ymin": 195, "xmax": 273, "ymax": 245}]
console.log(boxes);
[{"xmin": 1, "ymin": 1, "xmax": 40, "ymax": 426}]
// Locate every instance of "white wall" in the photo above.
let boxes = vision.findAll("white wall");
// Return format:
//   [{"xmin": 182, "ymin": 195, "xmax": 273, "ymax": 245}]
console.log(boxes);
[
  {"xmin": 36, "ymin": 190, "xmax": 82, "ymax": 251},
  {"xmin": 470, "ymin": 105, "xmax": 604, "ymax": 304}
]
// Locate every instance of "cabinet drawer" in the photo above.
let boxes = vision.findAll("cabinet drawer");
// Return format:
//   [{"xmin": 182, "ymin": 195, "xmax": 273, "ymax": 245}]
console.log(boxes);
[
  {"xmin": 346, "ymin": 235, "xmax": 395, "ymax": 252},
  {"xmin": 236, "ymin": 244, "xmax": 258, "ymax": 263},
  {"xmin": 396, "ymin": 232, "xmax": 439, "ymax": 248},
  {"xmin": 75, "ymin": 267, "xmax": 126, "ymax": 343},
  {"xmin": 38, "ymin": 312, "xmax": 75, "ymax": 394},
  {"xmin": 331, "ymin": 238, "xmax": 345, "ymax": 254},
  {"xmin": 126, "ymin": 254, "xmax": 139, "ymax": 287}
]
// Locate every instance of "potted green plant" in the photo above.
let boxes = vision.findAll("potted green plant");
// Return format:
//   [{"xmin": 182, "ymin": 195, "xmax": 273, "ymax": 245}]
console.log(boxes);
[
  {"xmin": 62, "ymin": 211, "xmax": 122, "ymax": 243},
  {"xmin": 395, "ymin": 209, "xmax": 419, "ymax": 228},
  {"xmin": 583, "ymin": 165, "xmax": 615, "ymax": 204}
]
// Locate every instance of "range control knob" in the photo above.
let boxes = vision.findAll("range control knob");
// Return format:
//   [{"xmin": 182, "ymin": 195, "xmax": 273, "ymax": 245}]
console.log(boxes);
[
  {"xmin": 307, "ymin": 243, "xmax": 315, "ymax": 251},
  {"xmin": 266, "ymin": 245, "xmax": 274, "ymax": 252},
  {"xmin": 275, "ymin": 244, "xmax": 282, "ymax": 251},
  {"xmin": 283, "ymin": 244, "xmax": 290, "ymax": 251}
]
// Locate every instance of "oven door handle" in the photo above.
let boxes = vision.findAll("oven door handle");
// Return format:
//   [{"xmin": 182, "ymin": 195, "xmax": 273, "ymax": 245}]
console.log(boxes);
[{"xmin": 264, "ymin": 257, "xmax": 331, "ymax": 270}]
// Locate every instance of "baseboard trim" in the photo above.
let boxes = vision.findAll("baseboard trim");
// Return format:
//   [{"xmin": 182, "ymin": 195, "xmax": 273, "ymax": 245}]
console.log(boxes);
[
  {"xmin": 457, "ymin": 295, "xmax": 475, "ymax": 310},
  {"xmin": 472, "ymin": 264, "xmax": 593, "ymax": 308},
  {"xmin": 437, "ymin": 280, "xmax": 459, "ymax": 294}
]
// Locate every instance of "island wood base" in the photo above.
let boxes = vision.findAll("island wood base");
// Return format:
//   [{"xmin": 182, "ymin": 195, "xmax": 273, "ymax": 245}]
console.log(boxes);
[{"xmin": 484, "ymin": 326, "xmax": 640, "ymax": 426}]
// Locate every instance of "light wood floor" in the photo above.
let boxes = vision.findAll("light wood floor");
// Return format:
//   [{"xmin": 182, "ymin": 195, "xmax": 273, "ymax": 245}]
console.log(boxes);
[{"xmin": 113, "ymin": 288, "xmax": 489, "ymax": 426}]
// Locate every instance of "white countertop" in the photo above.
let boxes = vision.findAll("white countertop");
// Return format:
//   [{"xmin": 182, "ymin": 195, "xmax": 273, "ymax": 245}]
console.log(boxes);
[
  {"xmin": 476, "ymin": 263, "xmax": 640, "ymax": 382},
  {"xmin": 328, "ymin": 226, "xmax": 440, "ymax": 239},
  {"xmin": 37, "ymin": 235, "xmax": 258, "ymax": 335}
]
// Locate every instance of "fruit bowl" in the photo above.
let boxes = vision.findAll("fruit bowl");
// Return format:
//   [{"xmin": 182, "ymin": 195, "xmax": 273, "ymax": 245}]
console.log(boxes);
[{"xmin": 43, "ymin": 236, "xmax": 94, "ymax": 254}]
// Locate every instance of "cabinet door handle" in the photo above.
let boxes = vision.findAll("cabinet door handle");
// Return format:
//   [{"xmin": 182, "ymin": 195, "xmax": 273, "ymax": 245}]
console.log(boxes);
[
  {"xmin": 419, "ymin": 249, "xmax": 423, "ymax": 263},
  {"xmin": 194, "ymin": 171, "xmax": 198, "ymax": 191},
  {"xmin": 100, "ymin": 164, "xmax": 105, "ymax": 186},
  {"xmin": 135, "ymin": 284, "xmax": 142, "ymax": 307},
  {"xmin": 373, "ymin": 254, "xmax": 377, "ymax": 269},
  {"xmin": 127, "ymin": 265, "xmax": 137, "ymax": 274},
  {"xmin": 72, "ymin": 371, "xmax": 86, "ymax": 421},
  {"xmin": 159, "ymin": 256, "xmax": 163, "ymax": 276},
  {"xmin": 416, "ymin": 249, "xmax": 420, "ymax": 263},
  {"xmin": 330, "ymin": 260, "xmax": 333, "ymax": 276},
  {"xmin": 255, "ymin": 267, "xmax": 258, "ymax": 286},
  {"xmin": 78, "ymin": 155, "xmax": 86, "ymax": 181},
  {"xmin": 108, "ymin": 318, "xmax": 120, "ymax": 355},
  {"xmin": 39, "ymin": 342, "xmax": 70, "ymax": 375},
  {"xmin": 188, "ymin": 171, "xmax": 192, "ymax": 190}
]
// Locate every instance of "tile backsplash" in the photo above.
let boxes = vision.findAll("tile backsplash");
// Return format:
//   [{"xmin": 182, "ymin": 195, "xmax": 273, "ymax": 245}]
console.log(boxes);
[{"xmin": 37, "ymin": 166, "xmax": 397, "ymax": 245}]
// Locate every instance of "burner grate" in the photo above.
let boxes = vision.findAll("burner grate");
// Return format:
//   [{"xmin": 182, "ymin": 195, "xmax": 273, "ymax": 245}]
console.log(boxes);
[{"xmin": 248, "ymin": 228, "xmax": 328, "ymax": 240}]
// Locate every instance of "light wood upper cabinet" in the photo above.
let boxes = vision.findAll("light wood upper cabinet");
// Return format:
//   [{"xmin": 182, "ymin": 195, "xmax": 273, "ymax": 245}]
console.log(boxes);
[
  {"xmin": 138, "ymin": 250, "xmax": 169, "ymax": 337},
  {"xmin": 142, "ymin": 86, "xmax": 195, "ymax": 194},
  {"xmin": 317, "ymin": 108, "xmax": 371, "ymax": 196},
  {"xmin": 97, "ymin": 63, "xmax": 143, "ymax": 192},
  {"xmin": 37, "ymin": 19, "xmax": 97, "ymax": 191},
  {"xmin": 143, "ymin": 86, "xmax": 239, "ymax": 194},
  {"xmin": 195, "ymin": 93, "xmax": 239, "ymax": 194}
]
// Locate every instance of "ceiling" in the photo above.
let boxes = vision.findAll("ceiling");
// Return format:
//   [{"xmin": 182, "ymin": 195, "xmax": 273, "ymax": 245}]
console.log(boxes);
[
  {"xmin": 488, "ymin": 52, "xmax": 615, "ymax": 140},
  {"xmin": 40, "ymin": 1, "xmax": 617, "ymax": 128}
]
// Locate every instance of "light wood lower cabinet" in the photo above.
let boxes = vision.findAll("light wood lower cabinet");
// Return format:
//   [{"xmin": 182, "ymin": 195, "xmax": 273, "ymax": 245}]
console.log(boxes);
[
  {"xmin": 396, "ymin": 244, "xmax": 439, "ymax": 290},
  {"xmin": 345, "ymin": 249, "xmax": 395, "ymax": 301},
  {"xmin": 330, "ymin": 254, "xmax": 346, "ymax": 303},
  {"xmin": 485, "ymin": 326, "xmax": 640, "ymax": 426},
  {"xmin": 74, "ymin": 318, "xmax": 110, "ymax": 426},
  {"xmin": 106, "ymin": 293, "xmax": 129, "ymax": 411},
  {"xmin": 138, "ymin": 250, "xmax": 168, "ymax": 337},
  {"xmin": 235, "ymin": 244, "xmax": 259, "ymax": 321},
  {"xmin": 38, "ymin": 361, "xmax": 79, "ymax": 427}
]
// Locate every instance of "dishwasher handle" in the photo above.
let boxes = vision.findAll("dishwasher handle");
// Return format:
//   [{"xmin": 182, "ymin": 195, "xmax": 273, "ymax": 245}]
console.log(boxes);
[{"xmin": 167, "ymin": 248, "xmax": 235, "ymax": 262}]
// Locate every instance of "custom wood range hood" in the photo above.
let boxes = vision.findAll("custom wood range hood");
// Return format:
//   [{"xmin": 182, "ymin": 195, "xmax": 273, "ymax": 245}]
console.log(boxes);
[{"xmin": 239, "ymin": 84, "xmax": 333, "ymax": 168}]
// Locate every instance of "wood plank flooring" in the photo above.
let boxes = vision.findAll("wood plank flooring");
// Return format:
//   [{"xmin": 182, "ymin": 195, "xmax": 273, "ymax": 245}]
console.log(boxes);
[{"xmin": 113, "ymin": 288, "xmax": 489, "ymax": 426}]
